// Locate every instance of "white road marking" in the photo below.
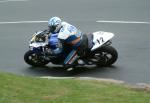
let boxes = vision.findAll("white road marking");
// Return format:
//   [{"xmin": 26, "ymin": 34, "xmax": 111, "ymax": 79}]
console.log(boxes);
[
  {"xmin": 0, "ymin": 21, "xmax": 47, "ymax": 24},
  {"xmin": 96, "ymin": 20, "xmax": 150, "ymax": 24},
  {"xmin": 0, "ymin": 0, "xmax": 29, "ymax": 3},
  {"xmin": 0, "ymin": 20, "xmax": 150, "ymax": 25}
]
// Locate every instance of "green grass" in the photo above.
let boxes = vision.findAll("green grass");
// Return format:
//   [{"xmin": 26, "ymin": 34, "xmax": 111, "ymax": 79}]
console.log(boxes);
[{"xmin": 0, "ymin": 72, "xmax": 150, "ymax": 103}]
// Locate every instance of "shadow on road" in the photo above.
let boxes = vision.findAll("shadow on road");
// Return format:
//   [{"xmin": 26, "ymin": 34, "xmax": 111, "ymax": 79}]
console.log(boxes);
[{"xmin": 23, "ymin": 65, "xmax": 118, "ymax": 77}]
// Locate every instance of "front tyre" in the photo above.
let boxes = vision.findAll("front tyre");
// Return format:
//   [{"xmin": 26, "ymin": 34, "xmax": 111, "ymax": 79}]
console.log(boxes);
[
  {"xmin": 24, "ymin": 50, "xmax": 49, "ymax": 67},
  {"xmin": 94, "ymin": 46, "xmax": 118, "ymax": 66}
]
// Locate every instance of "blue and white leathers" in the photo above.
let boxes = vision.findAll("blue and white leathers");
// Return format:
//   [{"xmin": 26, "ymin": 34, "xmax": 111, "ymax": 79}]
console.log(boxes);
[
  {"xmin": 57, "ymin": 22, "xmax": 82, "ymax": 65},
  {"xmin": 58, "ymin": 22, "xmax": 82, "ymax": 47},
  {"xmin": 48, "ymin": 33, "xmax": 63, "ymax": 54}
]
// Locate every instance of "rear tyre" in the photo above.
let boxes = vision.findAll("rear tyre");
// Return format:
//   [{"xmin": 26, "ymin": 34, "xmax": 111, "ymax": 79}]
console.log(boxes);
[
  {"xmin": 24, "ymin": 50, "xmax": 49, "ymax": 67},
  {"xmin": 94, "ymin": 46, "xmax": 118, "ymax": 66}
]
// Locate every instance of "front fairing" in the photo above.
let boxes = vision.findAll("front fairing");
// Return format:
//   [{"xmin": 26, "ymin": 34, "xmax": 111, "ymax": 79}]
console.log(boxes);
[{"xmin": 29, "ymin": 31, "xmax": 48, "ymax": 50}]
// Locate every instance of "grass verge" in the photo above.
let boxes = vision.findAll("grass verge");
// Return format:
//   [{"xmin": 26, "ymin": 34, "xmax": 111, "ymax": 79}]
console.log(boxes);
[{"xmin": 0, "ymin": 72, "xmax": 150, "ymax": 103}]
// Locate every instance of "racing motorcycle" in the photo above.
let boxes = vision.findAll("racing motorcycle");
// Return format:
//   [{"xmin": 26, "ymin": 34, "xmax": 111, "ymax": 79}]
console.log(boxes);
[{"xmin": 24, "ymin": 31, "xmax": 118, "ymax": 68}]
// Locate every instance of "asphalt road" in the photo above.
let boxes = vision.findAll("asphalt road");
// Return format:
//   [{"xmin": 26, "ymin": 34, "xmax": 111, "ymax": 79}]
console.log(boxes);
[{"xmin": 0, "ymin": 0, "xmax": 150, "ymax": 84}]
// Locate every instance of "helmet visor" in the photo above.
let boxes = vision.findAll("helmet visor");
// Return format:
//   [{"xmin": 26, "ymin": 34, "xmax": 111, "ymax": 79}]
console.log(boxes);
[{"xmin": 49, "ymin": 25, "xmax": 56, "ymax": 33}]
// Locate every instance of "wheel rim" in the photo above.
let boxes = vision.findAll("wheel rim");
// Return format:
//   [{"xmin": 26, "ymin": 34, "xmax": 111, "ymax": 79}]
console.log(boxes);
[
  {"xmin": 28, "ymin": 53, "xmax": 40, "ymax": 64},
  {"xmin": 28, "ymin": 52, "xmax": 47, "ymax": 65},
  {"xmin": 93, "ymin": 51, "xmax": 113, "ymax": 65},
  {"xmin": 100, "ymin": 52, "xmax": 113, "ymax": 62}
]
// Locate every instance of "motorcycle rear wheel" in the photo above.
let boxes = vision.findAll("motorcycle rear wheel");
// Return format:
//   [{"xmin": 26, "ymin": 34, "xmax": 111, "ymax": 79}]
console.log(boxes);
[
  {"xmin": 93, "ymin": 46, "xmax": 118, "ymax": 66},
  {"xmin": 24, "ymin": 50, "xmax": 49, "ymax": 67}
]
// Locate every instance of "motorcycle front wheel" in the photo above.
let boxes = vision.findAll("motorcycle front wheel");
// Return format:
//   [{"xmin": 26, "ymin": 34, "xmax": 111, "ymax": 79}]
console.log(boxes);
[
  {"xmin": 93, "ymin": 46, "xmax": 118, "ymax": 66},
  {"xmin": 24, "ymin": 50, "xmax": 49, "ymax": 67}
]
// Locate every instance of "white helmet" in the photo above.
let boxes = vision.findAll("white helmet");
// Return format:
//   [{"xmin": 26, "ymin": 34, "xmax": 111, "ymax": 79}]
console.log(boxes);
[{"xmin": 48, "ymin": 17, "xmax": 62, "ymax": 33}]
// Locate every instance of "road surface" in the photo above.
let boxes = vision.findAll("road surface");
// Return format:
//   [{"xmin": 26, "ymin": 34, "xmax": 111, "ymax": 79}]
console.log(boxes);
[{"xmin": 0, "ymin": 0, "xmax": 150, "ymax": 84}]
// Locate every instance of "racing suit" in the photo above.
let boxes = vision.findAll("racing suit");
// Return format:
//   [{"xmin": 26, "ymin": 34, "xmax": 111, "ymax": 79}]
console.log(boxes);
[{"xmin": 52, "ymin": 21, "xmax": 88, "ymax": 67}]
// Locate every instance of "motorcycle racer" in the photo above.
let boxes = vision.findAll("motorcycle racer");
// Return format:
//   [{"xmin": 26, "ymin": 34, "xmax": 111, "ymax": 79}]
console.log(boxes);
[
  {"xmin": 24, "ymin": 20, "xmax": 118, "ymax": 67},
  {"xmin": 47, "ymin": 17, "xmax": 88, "ymax": 68}
]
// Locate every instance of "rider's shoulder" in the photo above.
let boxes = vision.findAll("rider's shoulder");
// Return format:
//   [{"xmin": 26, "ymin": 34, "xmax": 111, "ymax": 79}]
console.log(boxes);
[{"xmin": 60, "ymin": 21, "xmax": 71, "ymax": 33}]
